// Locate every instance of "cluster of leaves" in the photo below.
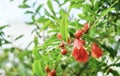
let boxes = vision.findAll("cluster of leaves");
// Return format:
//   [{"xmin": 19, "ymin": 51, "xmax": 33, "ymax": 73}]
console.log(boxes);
[{"xmin": 11, "ymin": 0, "xmax": 120, "ymax": 76}]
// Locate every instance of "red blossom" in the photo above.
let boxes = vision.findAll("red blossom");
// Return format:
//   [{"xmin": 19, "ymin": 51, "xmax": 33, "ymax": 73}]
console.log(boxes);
[
  {"xmin": 84, "ymin": 23, "xmax": 89, "ymax": 30},
  {"xmin": 74, "ymin": 30, "xmax": 83, "ymax": 39},
  {"xmin": 73, "ymin": 38, "xmax": 84, "ymax": 49},
  {"xmin": 67, "ymin": 38, "xmax": 72, "ymax": 44},
  {"xmin": 59, "ymin": 41, "xmax": 65, "ymax": 49},
  {"xmin": 57, "ymin": 33, "xmax": 62, "ymax": 39},
  {"xmin": 91, "ymin": 43, "xmax": 103, "ymax": 58},
  {"xmin": 61, "ymin": 48, "xmax": 68, "ymax": 55},
  {"xmin": 45, "ymin": 66, "xmax": 50, "ymax": 73},
  {"xmin": 108, "ymin": 68, "xmax": 113, "ymax": 72},
  {"xmin": 80, "ymin": 39, "xmax": 85, "ymax": 45},
  {"xmin": 51, "ymin": 70, "xmax": 56, "ymax": 76},
  {"xmin": 48, "ymin": 70, "xmax": 56, "ymax": 76},
  {"xmin": 82, "ymin": 23, "xmax": 89, "ymax": 33},
  {"xmin": 72, "ymin": 46, "xmax": 89, "ymax": 63}
]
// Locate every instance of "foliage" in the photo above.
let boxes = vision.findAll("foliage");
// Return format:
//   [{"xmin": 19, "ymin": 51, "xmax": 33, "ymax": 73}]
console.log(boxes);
[
  {"xmin": 0, "ymin": 25, "xmax": 32, "ymax": 76},
  {"xmin": 17, "ymin": 0, "xmax": 120, "ymax": 76},
  {"xmin": 1, "ymin": 0, "xmax": 120, "ymax": 76}
]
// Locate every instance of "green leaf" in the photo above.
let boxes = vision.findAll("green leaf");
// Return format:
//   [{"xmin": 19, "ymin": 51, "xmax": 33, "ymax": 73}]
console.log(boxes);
[
  {"xmin": 39, "ymin": 19, "xmax": 56, "ymax": 31},
  {"xmin": 18, "ymin": 4, "xmax": 30, "ymax": 8},
  {"xmin": 34, "ymin": 36, "xmax": 38, "ymax": 47},
  {"xmin": 26, "ymin": 21, "xmax": 35, "ymax": 25},
  {"xmin": 114, "ymin": 40, "xmax": 120, "ymax": 51},
  {"xmin": 89, "ymin": 27, "xmax": 97, "ymax": 38},
  {"xmin": 0, "ymin": 31, "xmax": 4, "ymax": 36},
  {"xmin": 19, "ymin": 50, "xmax": 32, "ymax": 60},
  {"xmin": 110, "ymin": 70, "xmax": 119, "ymax": 76},
  {"xmin": 40, "ymin": 20, "xmax": 51, "ymax": 31},
  {"xmin": 44, "ymin": 8, "xmax": 51, "ymax": 16},
  {"xmin": 43, "ymin": 34, "xmax": 58, "ymax": 48},
  {"xmin": 23, "ymin": 0, "xmax": 27, "ymax": 3},
  {"xmin": 69, "ymin": 27, "xmax": 76, "ymax": 37},
  {"xmin": 0, "ymin": 25, "xmax": 9, "ymax": 30},
  {"xmin": 94, "ymin": 1, "xmax": 100, "ymax": 11},
  {"xmin": 48, "ymin": 28, "xmax": 59, "ymax": 33},
  {"xmin": 83, "ymin": 4, "xmax": 94, "ymax": 14},
  {"xmin": 78, "ymin": 14, "xmax": 94, "ymax": 21},
  {"xmin": 47, "ymin": 0, "xmax": 55, "ymax": 15},
  {"xmin": 59, "ymin": 9, "xmax": 65, "ymax": 17},
  {"xmin": 100, "ymin": 8, "xmax": 115, "ymax": 17},
  {"xmin": 15, "ymin": 35, "xmax": 24, "ymax": 41},
  {"xmin": 33, "ymin": 60, "xmax": 45, "ymax": 76},
  {"xmin": 60, "ymin": 14, "xmax": 69, "ymax": 41},
  {"xmin": 70, "ymin": 2, "xmax": 82, "ymax": 8},
  {"xmin": 24, "ymin": 10, "xmax": 34, "ymax": 14},
  {"xmin": 10, "ymin": 0, "xmax": 14, "ymax": 2},
  {"xmin": 4, "ymin": 40, "xmax": 10, "ymax": 44},
  {"xmin": 89, "ymin": 57, "xmax": 101, "ymax": 71},
  {"xmin": 36, "ymin": 4, "xmax": 43, "ymax": 13},
  {"xmin": 116, "ymin": 20, "xmax": 120, "ymax": 35},
  {"xmin": 32, "ymin": 47, "xmax": 41, "ymax": 60},
  {"xmin": 78, "ymin": 14, "xmax": 85, "ymax": 19},
  {"xmin": 37, "ymin": 16, "xmax": 49, "ymax": 23},
  {"xmin": 115, "ymin": 63, "xmax": 120, "ymax": 67},
  {"xmin": 31, "ymin": 15, "xmax": 35, "ymax": 21},
  {"xmin": 100, "ymin": 44, "xmax": 117, "ymax": 59},
  {"xmin": 74, "ymin": 20, "xmax": 82, "ymax": 30}
]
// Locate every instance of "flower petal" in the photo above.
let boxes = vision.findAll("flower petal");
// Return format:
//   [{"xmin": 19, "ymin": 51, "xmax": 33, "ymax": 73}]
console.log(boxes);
[
  {"xmin": 91, "ymin": 43, "xmax": 103, "ymax": 58},
  {"xmin": 72, "ymin": 47, "xmax": 89, "ymax": 63}
]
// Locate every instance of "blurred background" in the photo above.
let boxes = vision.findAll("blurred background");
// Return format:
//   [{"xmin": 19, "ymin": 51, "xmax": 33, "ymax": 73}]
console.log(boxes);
[
  {"xmin": 0, "ymin": 0, "xmax": 34, "ymax": 49},
  {"xmin": 0, "ymin": 0, "xmax": 35, "ymax": 76}
]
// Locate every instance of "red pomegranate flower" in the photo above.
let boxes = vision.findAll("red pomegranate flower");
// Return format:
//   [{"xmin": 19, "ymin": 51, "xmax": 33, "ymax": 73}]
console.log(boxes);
[
  {"xmin": 61, "ymin": 48, "xmax": 68, "ymax": 55},
  {"xmin": 59, "ymin": 41, "xmax": 65, "ymax": 49},
  {"xmin": 80, "ymin": 39, "xmax": 85, "ymax": 45},
  {"xmin": 48, "ymin": 70, "xmax": 56, "ymax": 76},
  {"xmin": 91, "ymin": 43, "xmax": 103, "ymax": 58},
  {"xmin": 72, "ymin": 46, "xmax": 89, "ymax": 63},
  {"xmin": 84, "ymin": 23, "xmax": 89, "ymax": 30},
  {"xmin": 74, "ymin": 30, "xmax": 83, "ymax": 39},
  {"xmin": 57, "ymin": 33, "xmax": 62, "ymax": 39},
  {"xmin": 73, "ymin": 38, "xmax": 84, "ymax": 49},
  {"xmin": 82, "ymin": 23, "xmax": 89, "ymax": 33},
  {"xmin": 45, "ymin": 66, "xmax": 50, "ymax": 73},
  {"xmin": 67, "ymin": 38, "xmax": 72, "ymax": 45}
]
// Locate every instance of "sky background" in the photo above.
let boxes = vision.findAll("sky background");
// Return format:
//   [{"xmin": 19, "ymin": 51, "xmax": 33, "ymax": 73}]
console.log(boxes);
[
  {"xmin": 0, "ymin": 0, "xmax": 29, "ymax": 21},
  {"xmin": 0, "ymin": 0, "xmax": 35, "ymax": 49}
]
